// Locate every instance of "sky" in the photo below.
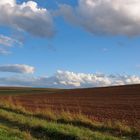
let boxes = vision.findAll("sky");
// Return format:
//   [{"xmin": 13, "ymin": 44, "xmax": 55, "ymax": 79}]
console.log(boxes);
[{"xmin": 0, "ymin": 0, "xmax": 140, "ymax": 88}]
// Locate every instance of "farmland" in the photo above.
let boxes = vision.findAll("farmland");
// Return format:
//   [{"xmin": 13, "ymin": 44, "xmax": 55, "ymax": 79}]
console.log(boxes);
[{"xmin": 0, "ymin": 84, "xmax": 139, "ymax": 139}]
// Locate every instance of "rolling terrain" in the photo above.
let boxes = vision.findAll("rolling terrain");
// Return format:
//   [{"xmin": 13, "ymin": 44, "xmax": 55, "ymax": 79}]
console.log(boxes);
[
  {"xmin": 0, "ymin": 84, "xmax": 139, "ymax": 139},
  {"xmin": 0, "ymin": 84, "xmax": 140, "ymax": 122}
]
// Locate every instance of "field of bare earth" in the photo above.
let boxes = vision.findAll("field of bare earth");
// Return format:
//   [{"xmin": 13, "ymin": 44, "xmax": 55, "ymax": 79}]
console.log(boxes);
[{"xmin": 0, "ymin": 85, "xmax": 139, "ymax": 139}]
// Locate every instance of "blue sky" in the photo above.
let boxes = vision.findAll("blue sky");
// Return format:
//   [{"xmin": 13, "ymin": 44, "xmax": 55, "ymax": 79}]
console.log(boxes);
[{"xmin": 0, "ymin": 0, "xmax": 140, "ymax": 88}]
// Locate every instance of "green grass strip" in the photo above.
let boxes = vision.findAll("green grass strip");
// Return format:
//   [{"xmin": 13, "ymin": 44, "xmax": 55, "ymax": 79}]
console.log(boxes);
[
  {"xmin": 0, "ymin": 109, "xmax": 122, "ymax": 140},
  {"xmin": 0, "ymin": 124, "xmax": 35, "ymax": 140},
  {"xmin": 0, "ymin": 105, "xmax": 139, "ymax": 140}
]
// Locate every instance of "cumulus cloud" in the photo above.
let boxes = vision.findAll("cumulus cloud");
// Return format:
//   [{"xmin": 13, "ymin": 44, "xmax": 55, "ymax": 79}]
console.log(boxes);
[
  {"xmin": 58, "ymin": 0, "xmax": 140, "ymax": 36},
  {"xmin": 0, "ymin": 70, "xmax": 140, "ymax": 88},
  {"xmin": 0, "ymin": 0, "xmax": 54, "ymax": 37},
  {"xmin": 0, "ymin": 64, "xmax": 35, "ymax": 74}
]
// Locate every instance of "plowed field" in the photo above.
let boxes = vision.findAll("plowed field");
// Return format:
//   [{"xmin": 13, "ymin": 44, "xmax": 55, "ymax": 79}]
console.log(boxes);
[{"xmin": 0, "ymin": 84, "xmax": 140, "ymax": 123}]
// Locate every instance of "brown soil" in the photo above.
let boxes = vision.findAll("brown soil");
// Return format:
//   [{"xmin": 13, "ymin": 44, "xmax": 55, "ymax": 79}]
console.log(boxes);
[{"xmin": 0, "ymin": 84, "xmax": 140, "ymax": 123}]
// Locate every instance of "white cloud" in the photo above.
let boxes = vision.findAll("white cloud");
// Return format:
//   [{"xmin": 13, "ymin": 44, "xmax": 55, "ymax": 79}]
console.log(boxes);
[
  {"xmin": 0, "ymin": 34, "xmax": 22, "ymax": 47},
  {"xmin": 0, "ymin": 0, "xmax": 54, "ymax": 37},
  {"xmin": 0, "ymin": 48, "xmax": 11, "ymax": 55},
  {"xmin": 0, "ymin": 34, "xmax": 22, "ymax": 55},
  {"xmin": 58, "ymin": 0, "xmax": 140, "ymax": 36},
  {"xmin": 0, "ymin": 64, "xmax": 35, "ymax": 74},
  {"xmin": 0, "ymin": 0, "xmax": 15, "ymax": 6},
  {"xmin": 0, "ymin": 0, "xmax": 13, "ymax": 6},
  {"xmin": 0, "ymin": 70, "xmax": 140, "ymax": 88}
]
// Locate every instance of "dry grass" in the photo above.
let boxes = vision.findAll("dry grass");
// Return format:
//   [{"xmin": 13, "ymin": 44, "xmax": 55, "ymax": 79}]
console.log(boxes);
[{"xmin": 0, "ymin": 98, "xmax": 139, "ymax": 139}]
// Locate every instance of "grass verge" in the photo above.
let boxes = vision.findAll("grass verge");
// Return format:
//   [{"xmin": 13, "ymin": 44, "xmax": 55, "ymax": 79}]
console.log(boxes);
[
  {"xmin": 0, "ymin": 108, "xmax": 124, "ymax": 140},
  {"xmin": 0, "ymin": 103, "xmax": 139, "ymax": 140}
]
